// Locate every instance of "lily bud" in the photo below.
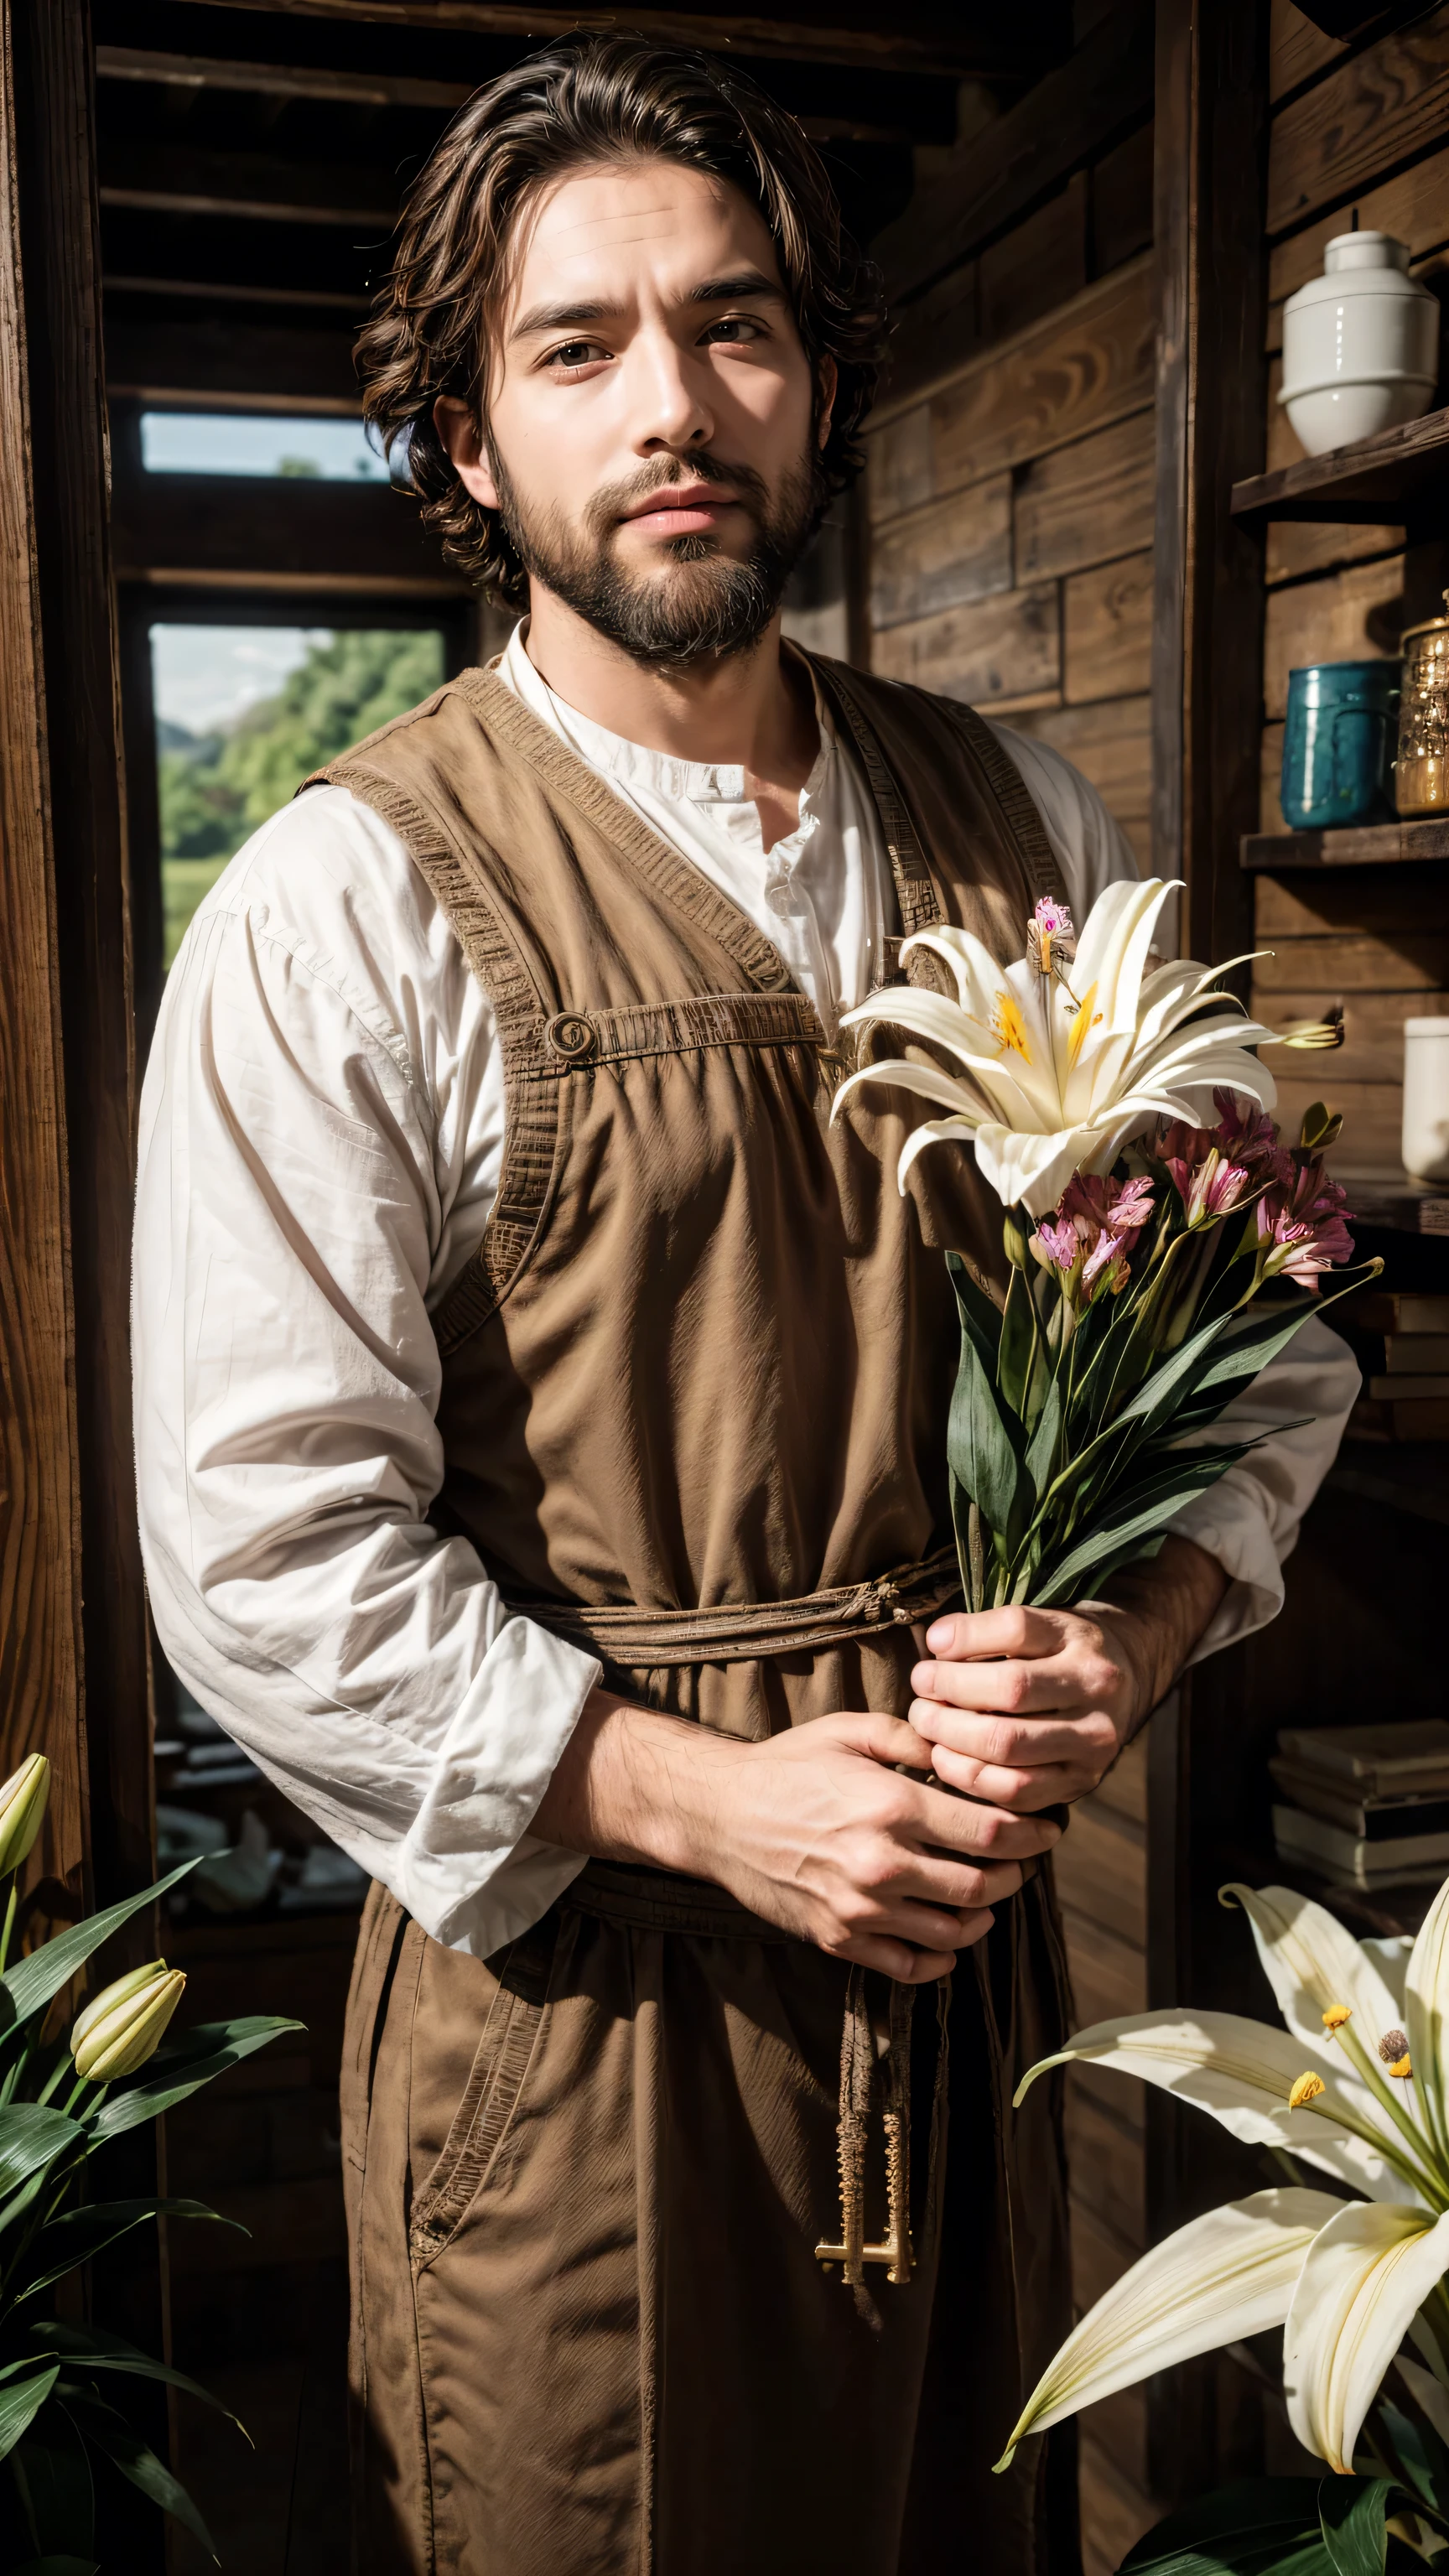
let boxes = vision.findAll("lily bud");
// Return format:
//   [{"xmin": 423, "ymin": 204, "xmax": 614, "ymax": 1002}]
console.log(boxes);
[
  {"xmin": 0, "ymin": 1754, "xmax": 49, "ymax": 1878},
  {"xmin": 1002, "ymin": 1213, "xmax": 1030, "ymax": 1270},
  {"xmin": 71, "ymin": 1961, "xmax": 185, "ymax": 2082}
]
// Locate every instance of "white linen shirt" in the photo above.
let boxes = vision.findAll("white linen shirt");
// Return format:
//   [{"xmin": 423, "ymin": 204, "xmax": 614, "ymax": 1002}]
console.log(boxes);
[{"xmin": 132, "ymin": 627, "xmax": 1360, "ymax": 1958}]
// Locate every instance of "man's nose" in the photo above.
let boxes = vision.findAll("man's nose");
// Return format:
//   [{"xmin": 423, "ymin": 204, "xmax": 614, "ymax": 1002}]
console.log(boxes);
[{"xmin": 626, "ymin": 330, "xmax": 714, "ymax": 453}]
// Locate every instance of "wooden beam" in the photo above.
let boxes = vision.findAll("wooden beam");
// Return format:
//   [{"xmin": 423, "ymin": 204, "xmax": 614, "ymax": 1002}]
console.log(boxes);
[
  {"xmin": 168, "ymin": 0, "xmax": 1069, "ymax": 82},
  {"xmin": 98, "ymin": 138, "xmax": 398, "ymax": 229},
  {"xmin": 111, "ymin": 465, "xmax": 466, "ymax": 590},
  {"xmin": 95, "ymin": 42, "xmax": 471, "ymax": 109},
  {"xmin": 104, "ymin": 272, "xmax": 371, "ymax": 312},
  {"xmin": 105, "ymin": 317, "xmax": 361, "ymax": 412},
  {"xmin": 1267, "ymin": 3, "xmax": 1449, "ymax": 238},
  {"xmin": 1148, "ymin": 0, "xmax": 1273, "ymax": 2510},
  {"xmin": 875, "ymin": 0, "xmax": 1155, "ymax": 304}
]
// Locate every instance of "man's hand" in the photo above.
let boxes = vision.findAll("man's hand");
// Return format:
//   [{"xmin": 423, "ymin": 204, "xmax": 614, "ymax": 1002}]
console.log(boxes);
[
  {"xmin": 532, "ymin": 1696, "xmax": 1063, "ymax": 1982},
  {"xmin": 906, "ymin": 1535, "xmax": 1228, "ymax": 1813}
]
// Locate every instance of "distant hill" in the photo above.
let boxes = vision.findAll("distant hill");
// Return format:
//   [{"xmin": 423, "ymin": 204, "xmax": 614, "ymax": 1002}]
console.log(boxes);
[{"xmin": 156, "ymin": 717, "xmax": 220, "ymax": 757}]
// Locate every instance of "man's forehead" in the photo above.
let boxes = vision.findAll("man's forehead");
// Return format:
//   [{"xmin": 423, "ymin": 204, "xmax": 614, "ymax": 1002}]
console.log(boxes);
[{"xmin": 512, "ymin": 162, "xmax": 779, "ymax": 294}]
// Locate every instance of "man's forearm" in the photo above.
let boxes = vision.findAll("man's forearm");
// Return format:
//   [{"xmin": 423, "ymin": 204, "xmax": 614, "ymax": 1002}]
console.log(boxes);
[
  {"xmin": 1089, "ymin": 1533, "xmax": 1230, "ymax": 1731},
  {"xmin": 532, "ymin": 1686, "xmax": 738, "ymax": 1875}
]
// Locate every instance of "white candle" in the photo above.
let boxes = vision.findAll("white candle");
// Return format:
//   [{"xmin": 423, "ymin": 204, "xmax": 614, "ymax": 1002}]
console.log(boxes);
[{"xmin": 1403, "ymin": 1018, "xmax": 1449, "ymax": 1182}]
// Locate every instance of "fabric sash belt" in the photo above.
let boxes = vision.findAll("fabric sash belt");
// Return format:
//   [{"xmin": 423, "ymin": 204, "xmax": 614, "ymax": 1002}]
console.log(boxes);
[
  {"xmin": 501, "ymin": 1540, "xmax": 962, "ymax": 1669},
  {"xmin": 565, "ymin": 1857, "xmax": 797, "ymax": 1943}
]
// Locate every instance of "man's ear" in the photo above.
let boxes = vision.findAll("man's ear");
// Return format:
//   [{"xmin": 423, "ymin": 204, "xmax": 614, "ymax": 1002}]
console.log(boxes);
[
  {"xmin": 434, "ymin": 395, "xmax": 501, "ymax": 510},
  {"xmin": 815, "ymin": 356, "xmax": 839, "ymax": 453}
]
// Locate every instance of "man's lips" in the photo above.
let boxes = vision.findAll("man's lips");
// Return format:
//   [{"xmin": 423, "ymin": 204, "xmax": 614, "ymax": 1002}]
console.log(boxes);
[{"xmin": 619, "ymin": 484, "xmax": 740, "ymax": 536}]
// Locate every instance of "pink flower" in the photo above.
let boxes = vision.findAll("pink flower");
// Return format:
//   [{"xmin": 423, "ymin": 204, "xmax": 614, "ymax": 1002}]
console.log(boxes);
[
  {"xmin": 1033, "ymin": 1171, "xmax": 1154, "ymax": 1296},
  {"xmin": 1256, "ymin": 1159, "xmax": 1356, "ymax": 1285},
  {"xmin": 1158, "ymin": 1093, "xmax": 1290, "ymax": 1225},
  {"xmin": 1033, "ymin": 897, "xmax": 1076, "ymax": 939}
]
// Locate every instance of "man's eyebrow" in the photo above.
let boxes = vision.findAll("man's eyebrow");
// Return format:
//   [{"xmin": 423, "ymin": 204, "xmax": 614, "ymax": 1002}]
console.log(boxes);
[{"xmin": 510, "ymin": 272, "xmax": 784, "ymax": 342}]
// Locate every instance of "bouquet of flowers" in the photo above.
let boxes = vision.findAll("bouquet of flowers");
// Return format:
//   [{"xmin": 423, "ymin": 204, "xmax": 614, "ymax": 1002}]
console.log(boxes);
[
  {"xmin": 834, "ymin": 877, "xmax": 1374, "ymax": 1615},
  {"xmin": 996, "ymin": 1878, "xmax": 1449, "ymax": 2571}
]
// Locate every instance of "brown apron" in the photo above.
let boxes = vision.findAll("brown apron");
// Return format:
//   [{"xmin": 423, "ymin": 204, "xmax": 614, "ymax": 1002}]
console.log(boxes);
[{"xmin": 321, "ymin": 657, "xmax": 1081, "ymax": 2575}]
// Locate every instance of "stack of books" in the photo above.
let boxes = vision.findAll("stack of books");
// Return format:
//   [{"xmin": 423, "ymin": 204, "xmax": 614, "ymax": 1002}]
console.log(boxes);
[
  {"xmin": 1272, "ymin": 1721, "xmax": 1449, "ymax": 1891},
  {"xmin": 1341, "ymin": 1290, "xmax": 1449, "ymax": 1441}
]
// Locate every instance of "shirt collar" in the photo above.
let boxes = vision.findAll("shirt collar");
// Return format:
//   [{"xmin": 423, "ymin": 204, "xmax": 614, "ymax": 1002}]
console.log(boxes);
[{"xmin": 498, "ymin": 619, "xmax": 836, "ymax": 812}]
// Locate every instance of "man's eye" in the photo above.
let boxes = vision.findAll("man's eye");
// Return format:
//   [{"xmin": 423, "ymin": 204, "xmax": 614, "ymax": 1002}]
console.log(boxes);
[
  {"xmin": 547, "ymin": 340, "xmax": 606, "ymax": 370},
  {"xmin": 702, "ymin": 316, "xmax": 763, "ymax": 345}
]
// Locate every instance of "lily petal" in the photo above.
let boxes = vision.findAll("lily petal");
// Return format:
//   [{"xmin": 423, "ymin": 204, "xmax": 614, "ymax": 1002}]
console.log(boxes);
[
  {"xmin": 1408, "ymin": 1876, "xmax": 1449, "ymax": 2169},
  {"xmin": 1221, "ymin": 1885, "xmax": 1407, "ymax": 2071},
  {"xmin": 996, "ymin": 2188, "xmax": 1337, "ymax": 2470},
  {"xmin": 1283, "ymin": 2199, "xmax": 1449, "ymax": 2472},
  {"xmin": 1016, "ymin": 2010, "xmax": 1422, "ymax": 2203}
]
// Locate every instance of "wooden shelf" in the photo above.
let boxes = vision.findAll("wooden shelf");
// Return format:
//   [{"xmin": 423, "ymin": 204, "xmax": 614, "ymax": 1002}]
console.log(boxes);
[
  {"xmin": 1229, "ymin": 402, "xmax": 1449, "ymax": 532},
  {"xmin": 1333, "ymin": 1166, "xmax": 1449, "ymax": 1238},
  {"xmin": 1242, "ymin": 819, "xmax": 1449, "ymax": 869},
  {"xmin": 1327, "ymin": 1443, "xmax": 1449, "ymax": 1529}
]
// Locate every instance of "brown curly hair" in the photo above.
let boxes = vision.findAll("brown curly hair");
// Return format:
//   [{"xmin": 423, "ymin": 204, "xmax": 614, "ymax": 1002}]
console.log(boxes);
[{"xmin": 355, "ymin": 33, "xmax": 887, "ymax": 607}]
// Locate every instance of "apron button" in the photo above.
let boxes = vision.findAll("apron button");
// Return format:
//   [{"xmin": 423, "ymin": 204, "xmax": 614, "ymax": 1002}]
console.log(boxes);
[{"xmin": 544, "ymin": 1010, "xmax": 599, "ymax": 1063}]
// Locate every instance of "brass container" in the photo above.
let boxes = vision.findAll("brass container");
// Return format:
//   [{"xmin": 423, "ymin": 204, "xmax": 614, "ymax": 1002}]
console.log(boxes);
[{"xmin": 1396, "ymin": 589, "xmax": 1449, "ymax": 815}]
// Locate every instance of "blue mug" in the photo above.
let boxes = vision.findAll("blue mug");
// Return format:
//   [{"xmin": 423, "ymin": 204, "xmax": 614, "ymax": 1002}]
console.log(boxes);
[{"xmin": 1281, "ymin": 660, "xmax": 1400, "ymax": 829}]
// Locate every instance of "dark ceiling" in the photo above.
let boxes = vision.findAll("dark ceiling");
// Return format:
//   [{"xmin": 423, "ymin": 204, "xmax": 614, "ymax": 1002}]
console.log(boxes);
[{"xmin": 94, "ymin": 0, "xmax": 1074, "ymax": 410}]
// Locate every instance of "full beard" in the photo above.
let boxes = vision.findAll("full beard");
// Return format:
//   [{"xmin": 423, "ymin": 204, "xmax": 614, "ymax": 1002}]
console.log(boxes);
[{"xmin": 489, "ymin": 446, "xmax": 827, "ymax": 670}]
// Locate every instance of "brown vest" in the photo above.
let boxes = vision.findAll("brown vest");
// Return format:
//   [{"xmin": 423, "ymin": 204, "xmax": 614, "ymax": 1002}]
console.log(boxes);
[{"xmin": 316, "ymin": 655, "xmax": 1065, "ymax": 1738}]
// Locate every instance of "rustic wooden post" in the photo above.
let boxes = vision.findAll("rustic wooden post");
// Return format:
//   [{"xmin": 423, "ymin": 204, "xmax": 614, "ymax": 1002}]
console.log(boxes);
[{"xmin": 1149, "ymin": 0, "xmax": 1271, "ymax": 2506}]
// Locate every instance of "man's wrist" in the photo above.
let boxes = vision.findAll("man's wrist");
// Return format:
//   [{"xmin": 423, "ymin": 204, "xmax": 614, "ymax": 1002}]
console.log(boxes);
[
  {"xmin": 532, "ymin": 1685, "xmax": 743, "ymax": 1877},
  {"xmin": 1085, "ymin": 1535, "xmax": 1230, "ymax": 1734}
]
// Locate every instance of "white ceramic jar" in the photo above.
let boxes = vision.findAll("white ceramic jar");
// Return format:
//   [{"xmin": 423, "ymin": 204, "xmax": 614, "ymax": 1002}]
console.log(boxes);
[
  {"xmin": 1280, "ymin": 231, "xmax": 1439, "ymax": 458},
  {"xmin": 1403, "ymin": 1017, "xmax": 1449, "ymax": 1182}
]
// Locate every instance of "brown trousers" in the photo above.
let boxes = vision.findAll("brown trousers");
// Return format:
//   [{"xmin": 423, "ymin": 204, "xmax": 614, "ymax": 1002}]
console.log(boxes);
[{"xmin": 341, "ymin": 1866, "xmax": 1079, "ymax": 2576}]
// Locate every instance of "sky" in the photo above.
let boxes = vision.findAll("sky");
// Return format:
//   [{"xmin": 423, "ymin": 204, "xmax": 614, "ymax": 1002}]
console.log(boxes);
[
  {"xmin": 150, "ymin": 626, "xmax": 330, "ymax": 737},
  {"xmin": 140, "ymin": 411, "xmax": 387, "ymax": 480}
]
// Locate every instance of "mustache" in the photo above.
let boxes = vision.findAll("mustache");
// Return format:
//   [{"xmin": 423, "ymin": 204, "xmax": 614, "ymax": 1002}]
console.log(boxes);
[{"xmin": 585, "ymin": 453, "xmax": 771, "ymax": 536}]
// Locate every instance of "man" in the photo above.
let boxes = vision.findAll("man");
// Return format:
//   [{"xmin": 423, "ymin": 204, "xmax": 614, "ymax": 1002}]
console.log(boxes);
[{"xmin": 132, "ymin": 35, "xmax": 1357, "ymax": 2576}]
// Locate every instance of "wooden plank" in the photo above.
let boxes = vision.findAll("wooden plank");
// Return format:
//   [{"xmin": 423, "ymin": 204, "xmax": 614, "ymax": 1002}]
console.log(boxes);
[
  {"xmin": 0, "ymin": 0, "xmax": 86, "ymax": 1890},
  {"xmin": 158, "ymin": 2173, "xmax": 348, "ymax": 2273},
  {"xmin": 1262, "ymin": 555, "xmax": 1405, "ymax": 719},
  {"xmin": 1055, "ymin": 1803, "xmax": 1146, "ymax": 1950},
  {"xmin": 879, "ymin": 262, "xmax": 979, "ymax": 417},
  {"xmin": 1266, "ymin": 138, "xmax": 1449, "ymax": 333},
  {"xmin": 979, "ymin": 174, "xmax": 1088, "ymax": 349},
  {"xmin": 1235, "ymin": 408, "xmax": 1449, "ymax": 535},
  {"xmin": 110, "ymin": 470, "xmax": 464, "ymax": 589},
  {"xmin": 1000, "ymin": 693, "xmax": 1152, "ymax": 835},
  {"xmin": 1081, "ymin": 2386, "xmax": 1150, "ymax": 2493},
  {"xmin": 1254, "ymin": 860, "xmax": 1449, "ymax": 930},
  {"xmin": 1089, "ymin": 1727, "xmax": 1149, "ymax": 1827},
  {"xmin": 875, "ymin": 0, "xmax": 1151, "ymax": 302},
  {"xmin": 869, "ymin": 475, "xmax": 1012, "ymax": 630},
  {"xmin": 1072, "ymin": 2199, "xmax": 1140, "ymax": 2313},
  {"xmin": 1275, "ymin": 1073, "xmax": 1405, "ymax": 1164},
  {"xmin": 1014, "ymin": 410, "xmax": 1155, "ymax": 583},
  {"xmin": 1261, "ymin": 721, "xmax": 1286, "ymax": 831},
  {"xmin": 164, "ymin": 0, "xmax": 1068, "ymax": 81},
  {"xmin": 928, "ymin": 254, "xmax": 1156, "ymax": 495},
  {"xmin": 1265, "ymin": 521, "xmax": 1404, "ymax": 584},
  {"xmin": 105, "ymin": 318, "xmax": 361, "ymax": 413},
  {"xmin": 1254, "ymin": 932, "xmax": 1449, "ymax": 989},
  {"xmin": 1092, "ymin": 119, "xmax": 1155, "ymax": 275},
  {"xmin": 1059, "ymin": 1906, "xmax": 1148, "ymax": 2024},
  {"xmin": 870, "ymin": 581, "xmax": 1061, "ymax": 706},
  {"xmin": 1247, "ymin": 823, "xmax": 1449, "ymax": 874},
  {"xmin": 865, "ymin": 404, "xmax": 933, "ymax": 527},
  {"xmin": 98, "ymin": 137, "xmax": 397, "ymax": 228},
  {"xmin": 1253, "ymin": 987, "xmax": 1449, "ymax": 1082},
  {"xmin": 95, "ymin": 43, "xmax": 471, "ymax": 109},
  {"xmin": 1269, "ymin": 0, "xmax": 1346, "ymax": 103},
  {"xmin": 1064, "ymin": 548, "xmax": 1153, "ymax": 702},
  {"xmin": 1080, "ymin": 2434, "xmax": 1160, "ymax": 2576},
  {"xmin": 1066, "ymin": 2081, "xmax": 1147, "ymax": 2251},
  {"xmin": 1267, "ymin": 6, "xmax": 1449, "ymax": 239}
]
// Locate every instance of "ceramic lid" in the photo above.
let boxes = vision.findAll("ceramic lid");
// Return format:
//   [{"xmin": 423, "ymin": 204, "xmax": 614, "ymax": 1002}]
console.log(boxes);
[{"xmin": 1324, "ymin": 231, "xmax": 1411, "ymax": 273}]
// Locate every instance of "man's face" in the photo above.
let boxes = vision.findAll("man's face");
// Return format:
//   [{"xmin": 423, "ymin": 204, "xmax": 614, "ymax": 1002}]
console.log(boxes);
[{"xmin": 439, "ymin": 158, "xmax": 834, "ymax": 667}]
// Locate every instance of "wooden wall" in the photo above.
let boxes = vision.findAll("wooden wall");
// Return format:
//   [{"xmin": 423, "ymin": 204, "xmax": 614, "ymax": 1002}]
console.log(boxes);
[
  {"xmin": 863, "ymin": 126, "xmax": 1157, "ymax": 2570},
  {"xmin": 1254, "ymin": 0, "xmax": 1449, "ymax": 1170}
]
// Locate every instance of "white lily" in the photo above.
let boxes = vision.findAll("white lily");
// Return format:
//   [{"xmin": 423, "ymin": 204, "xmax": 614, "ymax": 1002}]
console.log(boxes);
[
  {"xmin": 832, "ymin": 876, "xmax": 1280, "ymax": 1218},
  {"xmin": 999, "ymin": 1876, "xmax": 1449, "ymax": 2479}
]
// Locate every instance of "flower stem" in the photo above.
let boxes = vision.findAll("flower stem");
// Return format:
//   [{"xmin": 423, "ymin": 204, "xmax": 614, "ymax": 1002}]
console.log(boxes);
[
  {"xmin": 0, "ymin": 1872, "xmax": 17, "ymax": 1978},
  {"xmin": 1333, "ymin": 2020, "xmax": 1449, "ymax": 2199}
]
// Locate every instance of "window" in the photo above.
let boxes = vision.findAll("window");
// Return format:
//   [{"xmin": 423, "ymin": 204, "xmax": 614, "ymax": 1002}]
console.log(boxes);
[
  {"xmin": 140, "ymin": 410, "xmax": 388, "ymax": 482},
  {"xmin": 151, "ymin": 622, "xmax": 447, "ymax": 965}
]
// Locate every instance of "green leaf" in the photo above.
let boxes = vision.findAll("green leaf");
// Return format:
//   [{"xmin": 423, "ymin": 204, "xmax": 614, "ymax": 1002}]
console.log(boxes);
[
  {"xmin": 11, "ymin": 2559, "xmax": 100, "ymax": 2576},
  {"xmin": 1122, "ymin": 2478, "xmax": 1327, "ymax": 2573},
  {"xmin": 0, "ymin": 2106, "xmax": 84, "ymax": 2210},
  {"xmin": 62, "ymin": 2390, "xmax": 219, "ymax": 2562},
  {"xmin": 946, "ymin": 1302, "xmax": 1027, "ymax": 1549},
  {"xmin": 944, "ymin": 1249, "xmax": 1003, "ymax": 1356},
  {"xmin": 1318, "ymin": 2475, "xmax": 1393, "ymax": 2576},
  {"xmin": 996, "ymin": 1264, "xmax": 1037, "ymax": 1417},
  {"xmin": 29, "ymin": 2322, "xmax": 246, "ymax": 2427},
  {"xmin": 1376, "ymin": 2398, "xmax": 1449, "ymax": 2516},
  {"xmin": 87, "ymin": 2017, "xmax": 300, "ymax": 2142},
  {"xmin": 16, "ymin": 2196, "xmax": 240, "ymax": 2301},
  {"xmin": 0, "ymin": 2369, "xmax": 60, "ymax": 2465},
  {"xmin": 1, "ymin": 1862, "xmax": 198, "ymax": 2035},
  {"xmin": 1031, "ymin": 1446, "xmax": 1263, "ymax": 1607},
  {"xmin": 13, "ymin": 2393, "xmax": 94, "ymax": 2561}
]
